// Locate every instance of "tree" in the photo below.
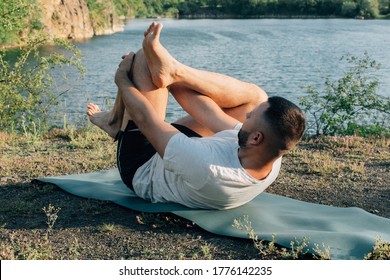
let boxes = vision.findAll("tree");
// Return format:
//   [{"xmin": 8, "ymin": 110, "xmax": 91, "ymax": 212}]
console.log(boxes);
[
  {"xmin": 358, "ymin": 0, "xmax": 380, "ymax": 17},
  {"xmin": 341, "ymin": 1, "xmax": 359, "ymax": 17},
  {"xmin": 378, "ymin": 0, "xmax": 389, "ymax": 14}
]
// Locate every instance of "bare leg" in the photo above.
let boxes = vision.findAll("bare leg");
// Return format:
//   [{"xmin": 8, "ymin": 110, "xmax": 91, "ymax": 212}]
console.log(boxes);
[
  {"xmin": 130, "ymin": 49, "xmax": 168, "ymax": 120},
  {"xmin": 142, "ymin": 22, "xmax": 267, "ymax": 111},
  {"xmin": 87, "ymin": 72, "xmax": 130, "ymax": 138},
  {"xmin": 86, "ymin": 92, "xmax": 124, "ymax": 138},
  {"xmin": 170, "ymin": 85, "xmax": 256, "ymax": 136},
  {"xmin": 87, "ymin": 48, "xmax": 168, "ymax": 137}
]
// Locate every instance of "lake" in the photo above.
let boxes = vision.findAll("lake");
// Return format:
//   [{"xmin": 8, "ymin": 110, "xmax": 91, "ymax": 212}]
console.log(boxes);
[{"xmin": 41, "ymin": 18, "xmax": 390, "ymax": 126}]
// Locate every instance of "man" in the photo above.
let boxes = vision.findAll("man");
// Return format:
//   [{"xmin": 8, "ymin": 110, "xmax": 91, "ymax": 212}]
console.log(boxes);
[{"xmin": 87, "ymin": 22, "xmax": 306, "ymax": 210}]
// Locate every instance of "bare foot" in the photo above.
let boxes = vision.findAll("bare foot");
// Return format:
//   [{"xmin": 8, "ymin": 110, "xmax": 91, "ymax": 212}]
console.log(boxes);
[
  {"xmin": 142, "ymin": 22, "xmax": 180, "ymax": 88},
  {"xmin": 87, "ymin": 103, "xmax": 121, "ymax": 138}
]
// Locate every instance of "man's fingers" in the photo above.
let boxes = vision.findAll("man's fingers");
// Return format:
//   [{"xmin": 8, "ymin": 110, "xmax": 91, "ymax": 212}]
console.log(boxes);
[
  {"xmin": 128, "ymin": 52, "xmax": 136, "ymax": 80},
  {"xmin": 118, "ymin": 52, "xmax": 135, "ymax": 70}
]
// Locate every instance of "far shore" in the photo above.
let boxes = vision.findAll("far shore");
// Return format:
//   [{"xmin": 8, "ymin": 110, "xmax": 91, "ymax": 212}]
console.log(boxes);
[{"xmin": 2, "ymin": 15, "xmax": 389, "ymax": 51}]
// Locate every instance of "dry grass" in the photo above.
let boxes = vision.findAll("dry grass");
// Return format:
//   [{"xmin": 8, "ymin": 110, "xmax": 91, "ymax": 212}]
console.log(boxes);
[{"xmin": 0, "ymin": 127, "xmax": 389, "ymax": 260}]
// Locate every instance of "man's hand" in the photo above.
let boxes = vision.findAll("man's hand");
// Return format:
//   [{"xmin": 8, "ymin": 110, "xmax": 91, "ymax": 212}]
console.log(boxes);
[
  {"xmin": 115, "ymin": 52, "xmax": 135, "ymax": 86},
  {"xmin": 114, "ymin": 50, "xmax": 179, "ymax": 158}
]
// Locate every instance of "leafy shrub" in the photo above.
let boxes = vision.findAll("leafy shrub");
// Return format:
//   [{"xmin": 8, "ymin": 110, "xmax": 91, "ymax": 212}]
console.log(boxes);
[
  {"xmin": 0, "ymin": 0, "xmax": 42, "ymax": 45},
  {"xmin": 87, "ymin": 0, "xmax": 115, "ymax": 31},
  {"xmin": 299, "ymin": 53, "xmax": 389, "ymax": 136},
  {"xmin": 0, "ymin": 36, "xmax": 85, "ymax": 134}
]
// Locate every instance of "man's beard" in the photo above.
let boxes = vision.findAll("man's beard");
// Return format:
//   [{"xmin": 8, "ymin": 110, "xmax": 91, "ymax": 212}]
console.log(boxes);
[{"xmin": 238, "ymin": 129, "xmax": 250, "ymax": 148}]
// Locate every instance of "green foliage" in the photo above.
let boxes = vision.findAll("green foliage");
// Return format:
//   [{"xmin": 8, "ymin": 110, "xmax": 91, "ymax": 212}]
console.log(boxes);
[
  {"xmin": 378, "ymin": 0, "xmax": 390, "ymax": 14},
  {"xmin": 113, "ymin": 0, "xmax": 141, "ymax": 17},
  {"xmin": 142, "ymin": 0, "xmax": 181, "ymax": 17},
  {"xmin": 299, "ymin": 53, "xmax": 389, "ymax": 136},
  {"xmin": 0, "ymin": 0, "xmax": 42, "ymax": 45},
  {"xmin": 167, "ymin": 0, "xmax": 389, "ymax": 18},
  {"xmin": 0, "ymin": 36, "xmax": 85, "ymax": 134},
  {"xmin": 112, "ymin": 0, "xmax": 180, "ymax": 18},
  {"xmin": 358, "ymin": 0, "xmax": 380, "ymax": 18},
  {"xmin": 87, "ymin": 0, "xmax": 115, "ymax": 30},
  {"xmin": 1, "ymin": 0, "xmax": 389, "ymax": 42},
  {"xmin": 341, "ymin": 1, "xmax": 359, "ymax": 17}
]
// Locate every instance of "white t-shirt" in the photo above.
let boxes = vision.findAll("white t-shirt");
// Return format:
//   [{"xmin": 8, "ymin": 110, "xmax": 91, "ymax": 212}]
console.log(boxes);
[{"xmin": 133, "ymin": 124, "xmax": 282, "ymax": 210}]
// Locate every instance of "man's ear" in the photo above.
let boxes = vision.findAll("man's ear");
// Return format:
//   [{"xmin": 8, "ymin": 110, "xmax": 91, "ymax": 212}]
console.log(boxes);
[{"xmin": 250, "ymin": 131, "xmax": 264, "ymax": 145}]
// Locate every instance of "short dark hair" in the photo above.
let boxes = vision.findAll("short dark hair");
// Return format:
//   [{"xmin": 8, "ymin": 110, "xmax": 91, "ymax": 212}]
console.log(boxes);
[{"xmin": 263, "ymin": 96, "xmax": 306, "ymax": 152}]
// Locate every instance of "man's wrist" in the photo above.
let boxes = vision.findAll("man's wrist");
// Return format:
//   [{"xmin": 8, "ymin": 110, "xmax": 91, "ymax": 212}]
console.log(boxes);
[{"xmin": 115, "ymin": 69, "xmax": 132, "ymax": 85}]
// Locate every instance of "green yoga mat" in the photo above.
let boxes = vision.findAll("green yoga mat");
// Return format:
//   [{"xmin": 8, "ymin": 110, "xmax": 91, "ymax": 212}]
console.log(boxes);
[{"xmin": 37, "ymin": 168, "xmax": 390, "ymax": 260}]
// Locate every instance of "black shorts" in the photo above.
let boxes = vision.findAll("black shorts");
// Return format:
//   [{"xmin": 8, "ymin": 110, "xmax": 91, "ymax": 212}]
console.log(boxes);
[{"xmin": 116, "ymin": 120, "xmax": 201, "ymax": 191}]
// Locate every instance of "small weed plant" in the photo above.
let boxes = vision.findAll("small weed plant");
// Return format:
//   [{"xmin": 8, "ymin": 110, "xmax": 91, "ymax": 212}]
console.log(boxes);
[
  {"xmin": 99, "ymin": 223, "xmax": 116, "ymax": 233},
  {"xmin": 299, "ymin": 53, "xmax": 389, "ymax": 137},
  {"xmin": 233, "ymin": 215, "xmax": 331, "ymax": 260},
  {"xmin": 42, "ymin": 204, "xmax": 61, "ymax": 235},
  {"xmin": 364, "ymin": 238, "xmax": 390, "ymax": 260}
]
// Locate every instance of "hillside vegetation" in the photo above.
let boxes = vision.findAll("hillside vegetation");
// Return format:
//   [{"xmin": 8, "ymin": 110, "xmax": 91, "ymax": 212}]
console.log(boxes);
[{"xmin": 1, "ymin": 0, "xmax": 389, "ymax": 45}]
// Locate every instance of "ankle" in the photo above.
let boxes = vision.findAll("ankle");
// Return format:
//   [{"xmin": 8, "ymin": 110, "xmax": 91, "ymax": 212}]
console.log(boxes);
[{"xmin": 173, "ymin": 61, "xmax": 187, "ymax": 84}]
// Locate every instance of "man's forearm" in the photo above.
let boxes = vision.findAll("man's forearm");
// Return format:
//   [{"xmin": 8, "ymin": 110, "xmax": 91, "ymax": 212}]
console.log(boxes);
[
  {"xmin": 115, "ymin": 53, "xmax": 157, "ymax": 128},
  {"xmin": 115, "ymin": 52, "xmax": 179, "ymax": 157},
  {"xmin": 117, "ymin": 78, "xmax": 156, "ymax": 128}
]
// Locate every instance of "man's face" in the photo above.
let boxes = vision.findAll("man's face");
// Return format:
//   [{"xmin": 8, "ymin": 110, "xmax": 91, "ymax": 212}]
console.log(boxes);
[
  {"xmin": 238, "ymin": 102, "xmax": 270, "ymax": 148},
  {"xmin": 242, "ymin": 102, "xmax": 269, "ymax": 130},
  {"xmin": 238, "ymin": 128, "xmax": 251, "ymax": 148}
]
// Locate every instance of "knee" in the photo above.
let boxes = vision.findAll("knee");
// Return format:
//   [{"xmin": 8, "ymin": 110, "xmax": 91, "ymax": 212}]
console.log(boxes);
[{"xmin": 251, "ymin": 84, "xmax": 268, "ymax": 106}]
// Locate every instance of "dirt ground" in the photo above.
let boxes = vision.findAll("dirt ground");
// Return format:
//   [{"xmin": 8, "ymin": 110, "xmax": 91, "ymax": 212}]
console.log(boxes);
[{"xmin": 0, "ymin": 131, "xmax": 389, "ymax": 260}]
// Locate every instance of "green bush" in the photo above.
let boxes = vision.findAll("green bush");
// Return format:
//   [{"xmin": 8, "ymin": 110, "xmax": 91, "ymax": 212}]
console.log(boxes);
[
  {"xmin": 0, "ymin": 36, "xmax": 85, "ymax": 135},
  {"xmin": 299, "ymin": 53, "xmax": 390, "ymax": 136},
  {"xmin": 87, "ymin": 0, "xmax": 114, "ymax": 31},
  {"xmin": 0, "ymin": 0, "xmax": 41, "ymax": 45},
  {"xmin": 341, "ymin": 1, "xmax": 359, "ymax": 17}
]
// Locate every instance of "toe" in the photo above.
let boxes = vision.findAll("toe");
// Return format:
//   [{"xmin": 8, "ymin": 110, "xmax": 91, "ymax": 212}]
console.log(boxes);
[{"xmin": 87, "ymin": 103, "xmax": 100, "ymax": 114}]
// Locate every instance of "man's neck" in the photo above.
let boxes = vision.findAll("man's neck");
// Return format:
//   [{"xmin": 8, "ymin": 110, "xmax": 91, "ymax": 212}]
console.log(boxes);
[{"xmin": 238, "ymin": 148, "xmax": 276, "ymax": 180}]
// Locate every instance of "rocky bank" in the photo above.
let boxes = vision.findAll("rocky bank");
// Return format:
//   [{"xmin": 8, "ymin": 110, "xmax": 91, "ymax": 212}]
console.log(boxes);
[{"xmin": 39, "ymin": 0, "xmax": 124, "ymax": 40}]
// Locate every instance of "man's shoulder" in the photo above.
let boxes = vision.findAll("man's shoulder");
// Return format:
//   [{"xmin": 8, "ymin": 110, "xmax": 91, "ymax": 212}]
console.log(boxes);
[
  {"xmin": 212, "ymin": 123, "xmax": 241, "ymax": 139},
  {"xmin": 215, "ymin": 122, "xmax": 242, "ymax": 133}
]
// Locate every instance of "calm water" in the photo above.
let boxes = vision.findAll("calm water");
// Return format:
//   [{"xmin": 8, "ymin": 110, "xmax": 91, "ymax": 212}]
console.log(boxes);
[{"xmin": 42, "ymin": 19, "xmax": 390, "ymax": 125}]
